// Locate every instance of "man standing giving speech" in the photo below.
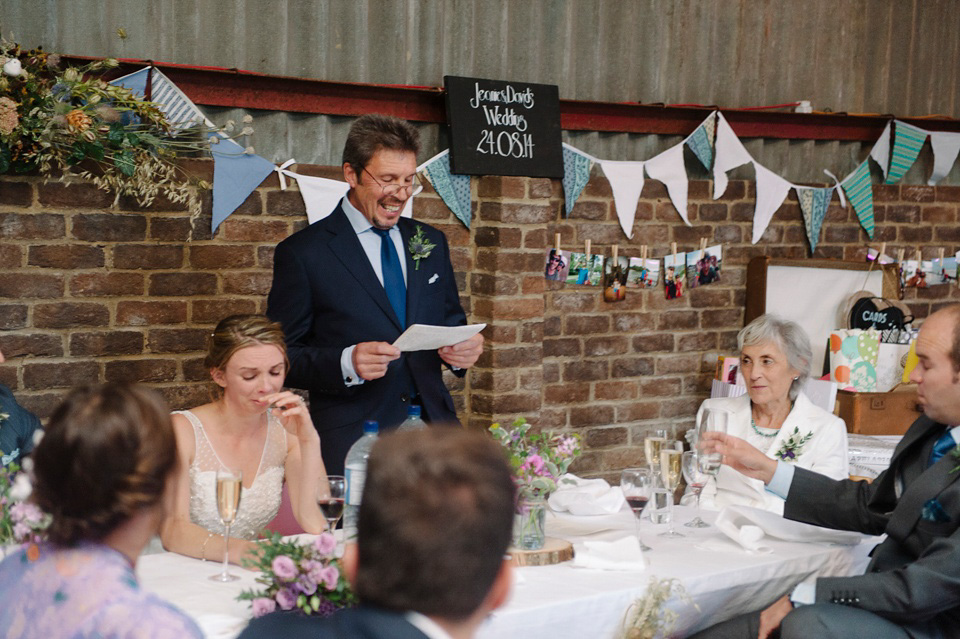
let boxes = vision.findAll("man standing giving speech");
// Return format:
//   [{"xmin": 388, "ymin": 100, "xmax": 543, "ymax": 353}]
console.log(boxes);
[
  {"xmin": 692, "ymin": 303, "xmax": 960, "ymax": 639},
  {"xmin": 267, "ymin": 114, "xmax": 483, "ymax": 475}
]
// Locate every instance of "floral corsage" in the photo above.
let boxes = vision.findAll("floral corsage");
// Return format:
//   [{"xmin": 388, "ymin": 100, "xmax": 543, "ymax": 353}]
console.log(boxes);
[
  {"xmin": 408, "ymin": 226, "xmax": 435, "ymax": 271},
  {"xmin": 774, "ymin": 427, "xmax": 814, "ymax": 462}
]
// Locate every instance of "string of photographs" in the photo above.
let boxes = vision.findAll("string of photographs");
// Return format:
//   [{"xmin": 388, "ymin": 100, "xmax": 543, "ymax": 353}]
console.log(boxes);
[
  {"xmin": 563, "ymin": 113, "xmax": 960, "ymax": 253},
  {"xmin": 868, "ymin": 246, "xmax": 960, "ymax": 289},
  {"xmin": 545, "ymin": 235, "xmax": 723, "ymax": 303}
]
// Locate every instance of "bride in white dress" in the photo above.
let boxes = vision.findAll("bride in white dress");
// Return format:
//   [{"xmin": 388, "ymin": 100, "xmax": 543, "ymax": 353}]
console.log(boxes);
[{"xmin": 161, "ymin": 315, "xmax": 329, "ymax": 565}]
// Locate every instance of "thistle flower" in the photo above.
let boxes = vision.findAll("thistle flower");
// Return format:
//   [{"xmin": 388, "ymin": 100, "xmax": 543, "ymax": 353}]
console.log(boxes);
[{"xmin": 65, "ymin": 109, "xmax": 92, "ymax": 132}]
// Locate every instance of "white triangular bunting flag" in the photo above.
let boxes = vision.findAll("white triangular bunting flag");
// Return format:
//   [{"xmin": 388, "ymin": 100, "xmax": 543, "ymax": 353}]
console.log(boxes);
[
  {"xmin": 751, "ymin": 162, "xmax": 792, "ymax": 244},
  {"xmin": 644, "ymin": 143, "xmax": 691, "ymax": 226},
  {"xmin": 713, "ymin": 112, "xmax": 753, "ymax": 199},
  {"xmin": 284, "ymin": 173, "xmax": 415, "ymax": 224},
  {"xmin": 599, "ymin": 160, "xmax": 646, "ymax": 239},
  {"xmin": 928, "ymin": 131, "xmax": 960, "ymax": 185},
  {"xmin": 869, "ymin": 121, "xmax": 892, "ymax": 181}
]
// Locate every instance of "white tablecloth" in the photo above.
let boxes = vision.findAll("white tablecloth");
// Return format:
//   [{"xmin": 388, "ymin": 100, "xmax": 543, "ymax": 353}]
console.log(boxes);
[{"xmin": 138, "ymin": 506, "xmax": 876, "ymax": 639}]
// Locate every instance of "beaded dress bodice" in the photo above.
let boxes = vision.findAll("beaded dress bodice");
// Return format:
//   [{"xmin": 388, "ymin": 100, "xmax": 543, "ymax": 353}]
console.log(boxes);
[{"xmin": 174, "ymin": 409, "xmax": 286, "ymax": 540}]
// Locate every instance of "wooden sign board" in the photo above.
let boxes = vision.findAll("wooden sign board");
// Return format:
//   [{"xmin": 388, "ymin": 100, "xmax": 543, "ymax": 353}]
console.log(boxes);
[{"xmin": 444, "ymin": 75, "xmax": 563, "ymax": 178}]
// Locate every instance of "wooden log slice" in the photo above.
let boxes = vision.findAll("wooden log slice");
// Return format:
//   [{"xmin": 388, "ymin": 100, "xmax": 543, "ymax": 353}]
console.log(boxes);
[{"xmin": 509, "ymin": 537, "xmax": 574, "ymax": 566}]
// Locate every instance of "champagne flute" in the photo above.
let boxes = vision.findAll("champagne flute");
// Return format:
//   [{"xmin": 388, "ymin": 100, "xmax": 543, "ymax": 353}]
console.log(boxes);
[
  {"xmin": 682, "ymin": 451, "xmax": 710, "ymax": 528},
  {"xmin": 620, "ymin": 468, "xmax": 653, "ymax": 552},
  {"xmin": 211, "ymin": 467, "xmax": 243, "ymax": 582},
  {"xmin": 318, "ymin": 475, "xmax": 346, "ymax": 555},
  {"xmin": 644, "ymin": 429, "xmax": 668, "ymax": 479},
  {"xmin": 658, "ymin": 443, "xmax": 684, "ymax": 538}
]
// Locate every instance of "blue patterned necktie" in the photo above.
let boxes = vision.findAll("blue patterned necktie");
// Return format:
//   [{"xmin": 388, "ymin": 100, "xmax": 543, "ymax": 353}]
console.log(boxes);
[
  {"xmin": 372, "ymin": 228, "xmax": 406, "ymax": 327},
  {"xmin": 929, "ymin": 428, "xmax": 957, "ymax": 467}
]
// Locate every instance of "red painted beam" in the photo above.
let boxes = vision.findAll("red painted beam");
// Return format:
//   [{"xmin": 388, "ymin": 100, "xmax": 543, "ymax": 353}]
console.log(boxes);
[{"xmin": 66, "ymin": 55, "xmax": 960, "ymax": 142}]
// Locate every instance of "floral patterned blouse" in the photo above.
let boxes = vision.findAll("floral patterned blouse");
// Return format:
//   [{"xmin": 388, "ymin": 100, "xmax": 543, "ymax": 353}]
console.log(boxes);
[{"xmin": 0, "ymin": 542, "xmax": 202, "ymax": 639}]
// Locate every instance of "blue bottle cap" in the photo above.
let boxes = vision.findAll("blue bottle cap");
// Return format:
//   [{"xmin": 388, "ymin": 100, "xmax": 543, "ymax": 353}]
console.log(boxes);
[
  {"xmin": 363, "ymin": 420, "xmax": 379, "ymax": 434},
  {"xmin": 407, "ymin": 405, "xmax": 422, "ymax": 417}
]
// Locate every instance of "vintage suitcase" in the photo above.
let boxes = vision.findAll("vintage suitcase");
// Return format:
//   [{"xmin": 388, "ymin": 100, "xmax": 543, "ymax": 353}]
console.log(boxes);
[{"xmin": 835, "ymin": 385, "xmax": 921, "ymax": 436}]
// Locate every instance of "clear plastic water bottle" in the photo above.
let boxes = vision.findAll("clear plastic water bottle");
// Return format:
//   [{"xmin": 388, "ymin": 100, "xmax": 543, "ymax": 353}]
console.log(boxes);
[
  {"xmin": 343, "ymin": 420, "xmax": 379, "ymax": 540},
  {"xmin": 397, "ymin": 405, "xmax": 427, "ymax": 431}
]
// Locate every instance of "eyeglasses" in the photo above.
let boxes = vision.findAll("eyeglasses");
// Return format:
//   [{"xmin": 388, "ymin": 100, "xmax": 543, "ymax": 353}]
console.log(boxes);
[{"xmin": 361, "ymin": 166, "xmax": 424, "ymax": 198}]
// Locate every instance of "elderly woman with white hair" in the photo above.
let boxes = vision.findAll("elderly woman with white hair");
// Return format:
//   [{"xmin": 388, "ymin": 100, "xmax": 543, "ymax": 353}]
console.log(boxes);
[{"xmin": 695, "ymin": 314, "xmax": 848, "ymax": 514}]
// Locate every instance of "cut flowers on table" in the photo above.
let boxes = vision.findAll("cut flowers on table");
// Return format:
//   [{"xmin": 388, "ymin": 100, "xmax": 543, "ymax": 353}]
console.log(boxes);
[{"xmin": 490, "ymin": 417, "xmax": 582, "ymax": 499}]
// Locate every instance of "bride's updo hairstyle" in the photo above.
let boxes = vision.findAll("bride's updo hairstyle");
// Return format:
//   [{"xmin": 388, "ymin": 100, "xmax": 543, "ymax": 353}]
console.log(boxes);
[
  {"xmin": 32, "ymin": 383, "xmax": 177, "ymax": 546},
  {"xmin": 205, "ymin": 314, "xmax": 289, "ymax": 374}
]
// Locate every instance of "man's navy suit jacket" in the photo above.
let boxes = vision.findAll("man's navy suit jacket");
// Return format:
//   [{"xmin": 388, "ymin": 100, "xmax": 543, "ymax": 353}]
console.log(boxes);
[
  {"xmin": 238, "ymin": 606, "xmax": 429, "ymax": 639},
  {"xmin": 267, "ymin": 203, "xmax": 466, "ymax": 474}
]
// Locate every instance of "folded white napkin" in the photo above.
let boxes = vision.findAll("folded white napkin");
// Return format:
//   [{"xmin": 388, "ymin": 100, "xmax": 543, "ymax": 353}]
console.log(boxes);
[
  {"xmin": 548, "ymin": 474, "xmax": 626, "ymax": 516},
  {"xmin": 714, "ymin": 505, "xmax": 864, "ymax": 550},
  {"xmin": 708, "ymin": 520, "xmax": 772, "ymax": 554},
  {"xmin": 572, "ymin": 536, "xmax": 646, "ymax": 571},
  {"xmin": 197, "ymin": 614, "xmax": 249, "ymax": 639}
]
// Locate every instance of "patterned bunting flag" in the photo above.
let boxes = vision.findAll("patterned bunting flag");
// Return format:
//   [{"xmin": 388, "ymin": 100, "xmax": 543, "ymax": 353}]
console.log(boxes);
[
  {"xmin": 796, "ymin": 187, "xmax": 833, "ymax": 253},
  {"xmin": 562, "ymin": 144, "xmax": 594, "ymax": 216},
  {"xmin": 885, "ymin": 121, "xmax": 928, "ymax": 185},
  {"xmin": 840, "ymin": 160, "xmax": 875, "ymax": 238},
  {"xmin": 421, "ymin": 150, "xmax": 472, "ymax": 228},
  {"xmin": 110, "ymin": 66, "xmax": 214, "ymax": 133},
  {"xmin": 686, "ymin": 112, "xmax": 716, "ymax": 170}
]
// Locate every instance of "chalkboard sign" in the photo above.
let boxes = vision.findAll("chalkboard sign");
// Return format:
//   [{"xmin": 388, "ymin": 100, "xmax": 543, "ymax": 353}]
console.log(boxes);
[{"xmin": 444, "ymin": 75, "xmax": 563, "ymax": 178}]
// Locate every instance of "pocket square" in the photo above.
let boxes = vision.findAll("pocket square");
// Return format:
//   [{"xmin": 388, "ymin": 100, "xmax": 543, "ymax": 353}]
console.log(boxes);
[
  {"xmin": 428, "ymin": 273, "xmax": 439, "ymax": 284},
  {"xmin": 922, "ymin": 497, "xmax": 951, "ymax": 523}
]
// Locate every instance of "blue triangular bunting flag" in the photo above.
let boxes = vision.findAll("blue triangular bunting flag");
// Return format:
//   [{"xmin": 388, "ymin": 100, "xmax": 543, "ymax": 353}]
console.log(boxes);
[
  {"xmin": 421, "ymin": 150, "xmax": 471, "ymax": 228},
  {"xmin": 841, "ymin": 161, "xmax": 875, "ymax": 238},
  {"xmin": 796, "ymin": 187, "xmax": 833, "ymax": 253},
  {"xmin": 211, "ymin": 145, "xmax": 276, "ymax": 233},
  {"xmin": 562, "ymin": 144, "xmax": 594, "ymax": 216},
  {"xmin": 885, "ymin": 121, "xmax": 928, "ymax": 185},
  {"xmin": 686, "ymin": 113, "xmax": 716, "ymax": 170}
]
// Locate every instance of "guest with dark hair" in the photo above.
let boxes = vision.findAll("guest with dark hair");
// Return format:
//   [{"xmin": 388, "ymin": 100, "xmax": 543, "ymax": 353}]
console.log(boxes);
[
  {"xmin": 0, "ymin": 347, "xmax": 42, "ymax": 467},
  {"xmin": 0, "ymin": 383, "xmax": 202, "ymax": 638},
  {"xmin": 239, "ymin": 428, "xmax": 516, "ymax": 639}
]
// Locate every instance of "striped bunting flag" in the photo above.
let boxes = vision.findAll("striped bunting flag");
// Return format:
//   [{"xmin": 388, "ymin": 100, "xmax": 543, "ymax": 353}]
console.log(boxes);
[
  {"xmin": 110, "ymin": 67, "xmax": 215, "ymax": 134},
  {"xmin": 885, "ymin": 121, "xmax": 928, "ymax": 185},
  {"xmin": 841, "ymin": 161, "xmax": 875, "ymax": 238}
]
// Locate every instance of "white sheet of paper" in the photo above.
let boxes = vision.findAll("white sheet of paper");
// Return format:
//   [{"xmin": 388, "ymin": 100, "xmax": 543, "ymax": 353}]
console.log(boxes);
[{"xmin": 392, "ymin": 323, "xmax": 486, "ymax": 352}]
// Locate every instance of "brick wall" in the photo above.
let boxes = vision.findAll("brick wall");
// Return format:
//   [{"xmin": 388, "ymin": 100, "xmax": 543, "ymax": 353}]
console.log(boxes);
[{"xmin": 2, "ymin": 162, "xmax": 959, "ymax": 481}]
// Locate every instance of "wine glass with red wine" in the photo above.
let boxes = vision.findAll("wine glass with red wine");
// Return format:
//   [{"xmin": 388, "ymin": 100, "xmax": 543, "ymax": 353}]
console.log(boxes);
[{"xmin": 620, "ymin": 467, "xmax": 653, "ymax": 552}]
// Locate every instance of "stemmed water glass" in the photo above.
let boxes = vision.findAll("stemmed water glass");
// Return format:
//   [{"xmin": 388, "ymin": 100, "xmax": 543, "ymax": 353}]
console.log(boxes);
[
  {"xmin": 210, "ymin": 467, "xmax": 243, "ymax": 582},
  {"xmin": 696, "ymin": 408, "xmax": 729, "ymax": 477},
  {"xmin": 657, "ymin": 442, "xmax": 684, "ymax": 538},
  {"xmin": 681, "ymin": 451, "xmax": 710, "ymax": 528},
  {"xmin": 318, "ymin": 475, "xmax": 346, "ymax": 555},
  {"xmin": 620, "ymin": 468, "xmax": 653, "ymax": 552}
]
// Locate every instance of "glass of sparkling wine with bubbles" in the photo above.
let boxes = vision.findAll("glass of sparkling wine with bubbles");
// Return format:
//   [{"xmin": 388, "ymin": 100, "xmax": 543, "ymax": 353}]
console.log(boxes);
[
  {"xmin": 211, "ymin": 467, "xmax": 243, "ymax": 582},
  {"xmin": 644, "ymin": 429, "xmax": 668, "ymax": 480},
  {"xmin": 620, "ymin": 468, "xmax": 653, "ymax": 552},
  {"xmin": 658, "ymin": 442, "xmax": 685, "ymax": 538},
  {"xmin": 318, "ymin": 475, "xmax": 346, "ymax": 555}
]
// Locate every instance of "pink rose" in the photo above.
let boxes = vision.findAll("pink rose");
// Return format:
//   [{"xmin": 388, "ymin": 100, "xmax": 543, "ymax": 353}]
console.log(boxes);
[
  {"xmin": 313, "ymin": 532, "xmax": 336, "ymax": 556},
  {"xmin": 320, "ymin": 565, "xmax": 339, "ymax": 591},
  {"xmin": 252, "ymin": 597, "xmax": 277, "ymax": 617},
  {"xmin": 275, "ymin": 587, "xmax": 297, "ymax": 611},
  {"xmin": 271, "ymin": 555, "xmax": 298, "ymax": 581}
]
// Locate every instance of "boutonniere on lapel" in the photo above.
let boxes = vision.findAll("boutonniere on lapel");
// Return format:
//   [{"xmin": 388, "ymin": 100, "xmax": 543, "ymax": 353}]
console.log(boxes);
[
  {"xmin": 408, "ymin": 226, "xmax": 436, "ymax": 271},
  {"xmin": 774, "ymin": 427, "xmax": 814, "ymax": 462},
  {"xmin": 922, "ymin": 497, "xmax": 951, "ymax": 523},
  {"xmin": 949, "ymin": 446, "xmax": 960, "ymax": 474}
]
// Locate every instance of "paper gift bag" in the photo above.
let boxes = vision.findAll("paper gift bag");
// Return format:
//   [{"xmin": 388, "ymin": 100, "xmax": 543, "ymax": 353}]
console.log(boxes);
[
  {"xmin": 829, "ymin": 329, "xmax": 881, "ymax": 392},
  {"xmin": 876, "ymin": 342, "xmax": 911, "ymax": 392}
]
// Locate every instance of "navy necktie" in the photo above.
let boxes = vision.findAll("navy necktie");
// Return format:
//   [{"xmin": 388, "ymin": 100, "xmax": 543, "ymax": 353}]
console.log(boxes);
[
  {"xmin": 929, "ymin": 428, "xmax": 956, "ymax": 467},
  {"xmin": 372, "ymin": 228, "xmax": 406, "ymax": 327}
]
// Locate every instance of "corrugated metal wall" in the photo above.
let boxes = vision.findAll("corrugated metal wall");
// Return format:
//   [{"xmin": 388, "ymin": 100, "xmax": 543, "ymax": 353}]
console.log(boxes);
[{"xmin": 2, "ymin": 0, "xmax": 958, "ymax": 182}]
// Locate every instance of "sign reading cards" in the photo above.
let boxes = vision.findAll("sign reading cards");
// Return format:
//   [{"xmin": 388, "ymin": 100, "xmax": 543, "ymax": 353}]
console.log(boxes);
[{"xmin": 444, "ymin": 75, "xmax": 563, "ymax": 178}]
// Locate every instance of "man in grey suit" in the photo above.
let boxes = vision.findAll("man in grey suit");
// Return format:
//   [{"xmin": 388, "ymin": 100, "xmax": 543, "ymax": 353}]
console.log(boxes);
[{"xmin": 692, "ymin": 304, "xmax": 960, "ymax": 639}]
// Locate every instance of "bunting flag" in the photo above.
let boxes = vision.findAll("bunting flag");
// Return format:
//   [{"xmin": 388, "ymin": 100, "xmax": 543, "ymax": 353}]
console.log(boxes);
[
  {"xmin": 840, "ymin": 161, "xmax": 875, "ymax": 238},
  {"xmin": 751, "ymin": 161, "xmax": 792, "ymax": 244},
  {"xmin": 110, "ymin": 66, "xmax": 214, "ymax": 133},
  {"xmin": 211, "ymin": 145, "xmax": 277, "ymax": 233},
  {"xmin": 928, "ymin": 131, "xmax": 960, "ymax": 185},
  {"xmin": 599, "ymin": 160, "xmax": 646, "ymax": 239},
  {"xmin": 284, "ymin": 172, "xmax": 350, "ymax": 224},
  {"xmin": 885, "ymin": 121, "xmax": 928, "ymax": 185},
  {"xmin": 562, "ymin": 143, "xmax": 595, "ymax": 216},
  {"xmin": 420, "ymin": 149, "xmax": 472, "ymax": 228},
  {"xmin": 869, "ymin": 121, "xmax": 892, "ymax": 181},
  {"xmin": 713, "ymin": 112, "xmax": 753, "ymax": 199},
  {"xmin": 644, "ymin": 143, "xmax": 691, "ymax": 226},
  {"xmin": 686, "ymin": 111, "xmax": 717, "ymax": 170},
  {"xmin": 796, "ymin": 186, "xmax": 834, "ymax": 253}
]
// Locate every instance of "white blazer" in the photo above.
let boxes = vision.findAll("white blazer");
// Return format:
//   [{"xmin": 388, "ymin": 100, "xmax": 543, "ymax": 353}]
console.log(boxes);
[{"xmin": 696, "ymin": 392, "xmax": 849, "ymax": 515}]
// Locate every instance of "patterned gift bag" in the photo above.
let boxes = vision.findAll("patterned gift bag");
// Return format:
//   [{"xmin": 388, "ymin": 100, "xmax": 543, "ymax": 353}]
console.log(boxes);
[{"xmin": 829, "ymin": 329, "xmax": 881, "ymax": 392}]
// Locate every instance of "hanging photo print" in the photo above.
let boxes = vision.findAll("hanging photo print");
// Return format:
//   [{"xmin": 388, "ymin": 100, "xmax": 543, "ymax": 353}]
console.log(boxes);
[
  {"xmin": 932, "ymin": 256, "xmax": 957, "ymax": 285},
  {"xmin": 663, "ymin": 254, "xmax": 685, "ymax": 300},
  {"xmin": 697, "ymin": 245, "xmax": 722, "ymax": 286},
  {"xmin": 544, "ymin": 248, "xmax": 571, "ymax": 282},
  {"xmin": 566, "ymin": 252, "xmax": 603, "ymax": 286},
  {"xmin": 626, "ymin": 257, "xmax": 660, "ymax": 288},
  {"xmin": 902, "ymin": 260, "xmax": 933, "ymax": 289},
  {"xmin": 603, "ymin": 256, "xmax": 629, "ymax": 303}
]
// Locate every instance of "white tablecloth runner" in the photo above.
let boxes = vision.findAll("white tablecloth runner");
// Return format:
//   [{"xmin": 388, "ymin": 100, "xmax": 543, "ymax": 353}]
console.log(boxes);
[{"xmin": 138, "ymin": 506, "xmax": 876, "ymax": 639}]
